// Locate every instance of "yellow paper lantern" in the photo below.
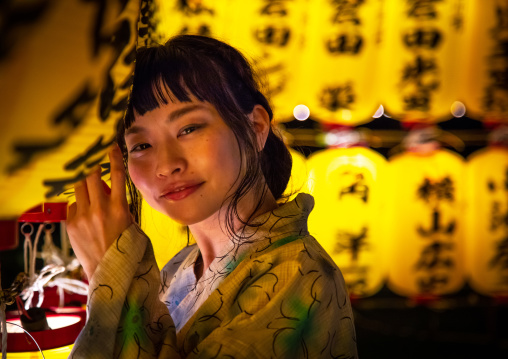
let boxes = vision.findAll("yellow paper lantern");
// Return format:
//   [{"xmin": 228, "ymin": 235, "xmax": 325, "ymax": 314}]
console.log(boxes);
[
  {"xmin": 386, "ymin": 149, "xmax": 466, "ymax": 296},
  {"xmin": 284, "ymin": 148, "xmax": 309, "ymax": 199},
  {"xmin": 0, "ymin": 0, "xmax": 140, "ymax": 218},
  {"xmin": 307, "ymin": 146, "xmax": 388, "ymax": 297},
  {"xmin": 224, "ymin": 0, "xmax": 307, "ymax": 122},
  {"xmin": 141, "ymin": 199, "xmax": 192, "ymax": 269},
  {"xmin": 461, "ymin": 0, "xmax": 508, "ymax": 122},
  {"xmin": 153, "ymin": 0, "xmax": 229, "ymax": 41},
  {"xmin": 380, "ymin": 0, "xmax": 465, "ymax": 123},
  {"xmin": 300, "ymin": 0, "xmax": 383, "ymax": 125},
  {"xmin": 465, "ymin": 145, "xmax": 508, "ymax": 296}
]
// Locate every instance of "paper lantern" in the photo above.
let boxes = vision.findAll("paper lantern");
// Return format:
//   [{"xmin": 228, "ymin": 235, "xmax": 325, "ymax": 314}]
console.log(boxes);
[
  {"xmin": 222, "ymin": 0, "xmax": 307, "ymax": 122},
  {"xmin": 0, "ymin": 0, "xmax": 140, "ymax": 218},
  {"xmin": 380, "ymin": 0, "xmax": 465, "ymax": 122},
  {"xmin": 387, "ymin": 149, "xmax": 466, "ymax": 296},
  {"xmin": 307, "ymin": 146, "xmax": 388, "ymax": 297},
  {"xmin": 153, "ymin": 0, "xmax": 228, "ymax": 41},
  {"xmin": 466, "ymin": 145, "xmax": 508, "ymax": 296},
  {"xmin": 141, "ymin": 199, "xmax": 192, "ymax": 269},
  {"xmin": 284, "ymin": 148, "xmax": 309, "ymax": 199},
  {"xmin": 461, "ymin": 0, "xmax": 508, "ymax": 122},
  {"xmin": 300, "ymin": 0, "xmax": 383, "ymax": 125}
]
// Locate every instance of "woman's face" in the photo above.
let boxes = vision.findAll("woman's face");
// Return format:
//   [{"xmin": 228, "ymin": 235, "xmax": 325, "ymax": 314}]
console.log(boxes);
[{"xmin": 124, "ymin": 98, "xmax": 242, "ymax": 225}]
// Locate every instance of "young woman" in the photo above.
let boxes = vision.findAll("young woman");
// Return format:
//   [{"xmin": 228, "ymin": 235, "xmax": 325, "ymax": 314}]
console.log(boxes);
[{"xmin": 67, "ymin": 35, "xmax": 358, "ymax": 358}]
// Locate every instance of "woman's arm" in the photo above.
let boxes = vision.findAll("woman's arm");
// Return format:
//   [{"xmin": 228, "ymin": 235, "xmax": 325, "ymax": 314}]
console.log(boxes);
[
  {"xmin": 70, "ymin": 223, "xmax": 178, "ymax": 358},
  {"xmin": 66, "ymin": 144, "xmax": 132, "ymax": 279},
  {"xmin": 66, "ymin": 145, "xmax": 179, "ymax": 358}
]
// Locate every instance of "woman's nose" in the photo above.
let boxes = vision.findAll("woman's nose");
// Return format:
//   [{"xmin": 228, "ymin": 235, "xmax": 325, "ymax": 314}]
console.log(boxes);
[{"xmin": 156, "ymin": 146, "xmax": 186, "ymax": 178}]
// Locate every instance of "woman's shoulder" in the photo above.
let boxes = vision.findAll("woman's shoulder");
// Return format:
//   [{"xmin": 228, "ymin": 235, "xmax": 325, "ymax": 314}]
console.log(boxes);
[{"xmin": 245, "ymin": 233, "xmax": 343, "ymax": 283}]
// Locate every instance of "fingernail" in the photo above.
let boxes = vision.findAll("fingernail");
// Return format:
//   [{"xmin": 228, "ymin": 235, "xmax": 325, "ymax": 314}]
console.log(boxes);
[{"xmin": 111, "ymin": 143, "xmax": 121, "ymax": 154}]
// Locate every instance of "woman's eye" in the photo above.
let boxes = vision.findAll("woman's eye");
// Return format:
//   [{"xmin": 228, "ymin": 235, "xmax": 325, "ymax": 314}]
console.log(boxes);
[
  {"xmin": 178, "ymin": 125, "xmax": 200, "ymax": 137},
  {"xmin": 130, "ymin": 143, "xmax": 151, "ymax": 153}
]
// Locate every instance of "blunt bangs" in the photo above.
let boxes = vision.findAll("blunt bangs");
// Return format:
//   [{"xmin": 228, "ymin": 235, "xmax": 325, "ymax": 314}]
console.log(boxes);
[{"xmin": 125, "ymin": 36, "xmax": 263, "ymax": 131}]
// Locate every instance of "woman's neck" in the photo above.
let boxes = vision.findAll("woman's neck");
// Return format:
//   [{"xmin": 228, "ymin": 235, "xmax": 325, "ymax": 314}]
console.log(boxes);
[{"xmin": 189, "ymin": 186, "xmax": 279, "ymax": 280}]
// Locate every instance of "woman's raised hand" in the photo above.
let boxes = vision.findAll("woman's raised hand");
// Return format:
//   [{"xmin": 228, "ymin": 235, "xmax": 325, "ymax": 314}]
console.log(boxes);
[{"xmin": 67, "ymin": 144, "xmax": 132, "ymax": 279}]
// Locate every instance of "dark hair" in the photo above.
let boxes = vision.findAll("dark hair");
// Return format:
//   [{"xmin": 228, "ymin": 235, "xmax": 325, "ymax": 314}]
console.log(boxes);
[{"xmin": 116, "ymin": 35, "xmax": 292, "ymax": 240}]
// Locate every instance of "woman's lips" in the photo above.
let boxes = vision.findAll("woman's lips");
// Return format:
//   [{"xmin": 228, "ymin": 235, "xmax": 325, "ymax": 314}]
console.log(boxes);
[{"xmin": 162, "ymin": 183, "xmax": 203, "ymax": 201}]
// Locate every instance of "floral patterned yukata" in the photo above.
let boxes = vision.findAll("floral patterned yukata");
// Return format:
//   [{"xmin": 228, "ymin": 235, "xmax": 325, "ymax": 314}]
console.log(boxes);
[{"xmin": 70, "ymin": 193, "xmax": 358, "ymax": 358}]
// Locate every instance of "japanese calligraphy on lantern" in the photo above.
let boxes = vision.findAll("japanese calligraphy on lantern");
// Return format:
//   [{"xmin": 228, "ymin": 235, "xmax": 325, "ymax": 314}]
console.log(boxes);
[
  {"xmin": 462, "ymin": 0, "xmax": 508, "ymax": 122},
  {"xmin": 381, "ymin": 0, "xmax": 464, "ymax": 122},
  {"xmin": 301, "ymin": 0, "xmax": 383, "ymax": 125},
  {"xmin": 225, "ymin": 0, "xmax": 307, "ymax": 122},
  {"xmin": 154, "ymin": 0, "xmax": 226, "ymax": 41},
  {"xmin": 0, "ymin": 0, "xmax": 139, "ymax": 218},
  {"xmin": 387, "ymin": 149, "xmax": 465, "ymax": 296},
  {"xmin": 307, "ymin": 147, "xmax": 388, "ymax": 297},
  {"xmin": 466, "ymin": 146, "xmax": 508, "ymax": 295}
]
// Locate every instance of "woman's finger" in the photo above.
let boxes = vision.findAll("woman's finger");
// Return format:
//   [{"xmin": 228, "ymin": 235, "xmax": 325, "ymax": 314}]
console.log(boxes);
[
  {"xmin": 109, "ymin": 144, "xmax": 127, "ymax": 202},
  {"xmin": 67, "ymin": 201, "xmax": 77, "ymax": 222},
  {"xmin": 74, "ymin": 180, "xmax": 90, "ymax": 209},
  {"xmin": 86, "ymin": 166, "xmax": 105, "ymax": 205}
]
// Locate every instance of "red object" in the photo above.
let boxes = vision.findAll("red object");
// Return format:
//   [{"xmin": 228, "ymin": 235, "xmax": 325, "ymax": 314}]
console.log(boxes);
[
  {"xmin": 321, "ymin": 123, "xmax": 354, "ymax": 132},
  {"xmin": 102, "ymin": 180, "xmax": 111, "ymax": 195},
  {"xmin": 18, "ymin": 203, "xmax": 67, "ymax": 223},
  {"xmin": 5, "ymin": 310, "xmax": 85, "ymax": 352},
  {"xmin": 409, "ymin": 293, "xmax": 441, "ymax": 306},
  {"xmin": 28, "ymin": 286, "xmax": 87, "ymax": 309},
  {"xmin": 0, "ymin": 220, "xmax": 18, "ymax": 250},
  {"xmin": 400, "ymin": 121, "xmax": 434, "ymax": 131}
]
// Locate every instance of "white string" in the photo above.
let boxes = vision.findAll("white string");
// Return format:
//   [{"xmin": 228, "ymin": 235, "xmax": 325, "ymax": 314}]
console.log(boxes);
[
  {"xmin": 30, "ymin": 224, "xmax": 44, "ymax": 284},
  {"xmin": 41, "ymin": 224, "xmax": 64, "ymax": 267},
  {"xmin": 22, "ymin": 223, "xmax": 44, "ymax": 292},
  {"xmin": 5, "ymin": 322, "xmax": 45, "ymax": 359},
  {"xmin": 21, "ymin": 265, "xmax": 66, "ymax": 310},
  {"xmin": 47, "ymin": 278, "xmax": 88, "ymax": 296},
  {"xmin": 23, "ymin": 230, "xmax": 32, "ymax": 275},
  {"xmin": 59, "ymin": 222, "xmax": 70, "ymax": 264}
]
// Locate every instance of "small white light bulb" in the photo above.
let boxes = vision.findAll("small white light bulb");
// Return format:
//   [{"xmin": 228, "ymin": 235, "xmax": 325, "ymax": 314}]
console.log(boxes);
[
  {"xmin": 293, "ymin": 104, "xmax": 310, "ymax": 121},
  {"xmin": 373, "ymin": 105, "xmax": 384, "ymax": 118},
  {"xmin": 451, "ymin": 101, "xmax": 466, "ymax": 118}
]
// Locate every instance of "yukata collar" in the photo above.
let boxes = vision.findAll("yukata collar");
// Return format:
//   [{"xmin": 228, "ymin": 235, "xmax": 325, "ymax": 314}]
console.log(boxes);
[
  {"xmin": 204, "ymin": 193, "xmax": 315, "ymax": 277},
  {"xmin": 171, "ymin": 193, "xmax": 315, "ymax": 332}
]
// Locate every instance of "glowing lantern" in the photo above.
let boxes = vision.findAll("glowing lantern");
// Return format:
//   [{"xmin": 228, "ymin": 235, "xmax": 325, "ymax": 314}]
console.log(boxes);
[
  {"xmin": 300, "ymin": 0, "xmax": 383, "ymax": 125},
  {"xmin": 224, "ymin": 0, "xmax": 308, "ymax": 122},
  {"xmin": 284, "ymin": 148, "xmax": 309, "ymax": 200},
  {"xmin": 465, "ymin": 142, "xmax": 508, "ymax": 296},
  {"xmin": 0, "ymin": 0, "xmax": 140, "ymax": 218},
  {"xmin": 380, "ymin": 0, "xmax": 465, "ymax": 123},
  {"xmin": 386, "ymin": 148, "xmax": 466, "ymax": 297},
  {"xmin": 307, "ymin": 146, "xmax": 388, "ymax": 297},
  {"xmin": 461, "ymin": 0, "xmax": 508, "ymax": 122},
  {"xmin": 151, "ymin": 0, "xmax": 307, "ymax": 121},
  {"xmin": 153, "ymin": 0, "xmax": 228, "ymax": 41},
  {"xmin": 141, "ymin": 199, "xmax": 192, "ymax": 269}
]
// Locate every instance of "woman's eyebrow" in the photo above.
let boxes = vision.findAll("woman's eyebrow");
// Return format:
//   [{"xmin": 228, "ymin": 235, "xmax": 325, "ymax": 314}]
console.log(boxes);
[
  {"xmin": 167, "ymin": 104, "xmax": 210, "ymax": 123},
  {"xmin": 125, "ymin": 125, "xmax": 145, "ymax": 137},
  {"xmin": 125, "ymin": 104, "xmax": 210, "ymax": 137}
]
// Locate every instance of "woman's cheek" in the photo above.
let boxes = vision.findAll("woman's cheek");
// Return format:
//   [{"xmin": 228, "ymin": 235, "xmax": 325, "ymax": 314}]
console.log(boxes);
[{"xmin": 128, "ymin": 158, "xmax": 151, "ymax": 195}]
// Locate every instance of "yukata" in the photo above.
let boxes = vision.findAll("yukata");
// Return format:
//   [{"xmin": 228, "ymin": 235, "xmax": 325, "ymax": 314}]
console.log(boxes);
[{"xmin": 70, "ymin": 193, "xmax": 358, "ymax": 358}]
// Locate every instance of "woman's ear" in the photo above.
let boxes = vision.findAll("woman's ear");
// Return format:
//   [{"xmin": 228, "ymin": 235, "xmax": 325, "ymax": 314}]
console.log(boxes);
[{"xmin": 249, "ymin": 104, "xmax": 271, "ymax": 151}]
